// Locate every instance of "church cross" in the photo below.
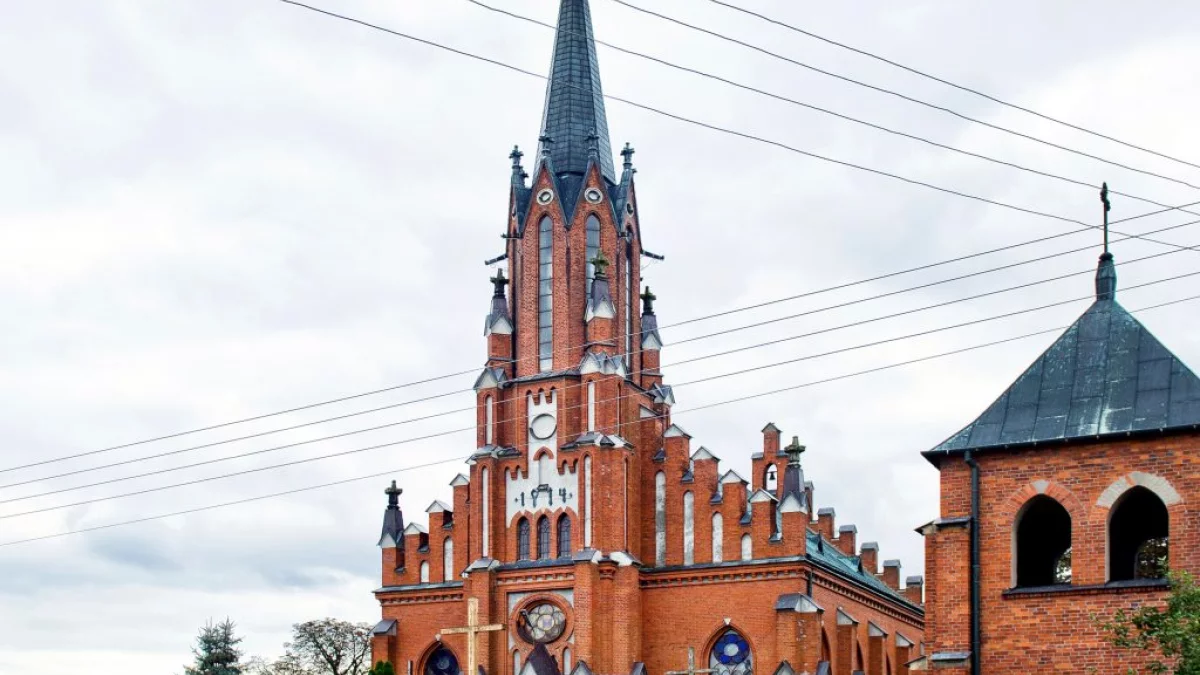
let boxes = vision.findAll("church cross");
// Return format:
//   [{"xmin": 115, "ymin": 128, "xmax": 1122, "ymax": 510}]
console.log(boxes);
[
  {"xmin": 1100, "ymin": 181, "xmax": 1112, "ymax": 254},
  {"xmin": 440, "ymin": 598, "xmax": 505, "ymax": 675},
  {"xmin": 665, "ymin": 648, "xmax": 718, "ymax": 675}
]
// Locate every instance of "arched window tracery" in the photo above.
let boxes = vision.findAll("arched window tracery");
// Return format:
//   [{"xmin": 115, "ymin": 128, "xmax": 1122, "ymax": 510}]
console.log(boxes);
[
  {"xmin": 557, "ymin": 515, "xmax": 572, "ymax": 558},
  {"xmin": 537, "ymin": 516, "xmax": 551, "ymax": 560},
  {"xmin": 709, "ymin": 629, "xmax": 752, "ymax": 675},
  {"xmin": 517, "ymin": 517, "xmax": 531, "ymax": 561},
  {"xmin": 425, "ymin": 646, "xmax": 460, "ymax": 675},
  {"xmin": 538, "ymin": 216, "xmax": 554, "ymax": 372}
]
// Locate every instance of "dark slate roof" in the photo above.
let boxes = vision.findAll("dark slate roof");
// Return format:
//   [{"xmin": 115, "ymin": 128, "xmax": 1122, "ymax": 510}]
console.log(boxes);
[
  {"xmin": 537, "ymin": 0, "xmax": 616, "ymax": 183},
  {"xmin": 806, "ymin": 530, "xmax": 912, "ymax": 606},
  {"xmin": 927, "ymin": 255, "xmax": 1200, "ymax": 459}
]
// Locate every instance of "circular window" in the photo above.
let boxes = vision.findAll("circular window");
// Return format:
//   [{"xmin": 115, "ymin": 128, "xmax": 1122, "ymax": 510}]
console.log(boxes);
[
  {"xmin": 529, "ymin": 413, "xmax": 557, "ymax": 440},
  {"xmin": 521, "ymin": 602, "xmax": 566, "ymax": 644},
  {"xmin": 625, "ymin": 202, "xmax": 634, "ymax": 215},
  {"xmin": 584, "ymin": 188, "xmax": 603, "ymax": 204},
  {"xmin": 537, "ymin": 189, "xmax": 555, "ymax": 205}
]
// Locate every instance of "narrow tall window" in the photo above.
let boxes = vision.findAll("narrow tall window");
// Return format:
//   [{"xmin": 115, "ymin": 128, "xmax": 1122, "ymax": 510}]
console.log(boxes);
[
  {"xmin": 557, "ymin": 515, "xmax": 572, "ymax": 558},
  {"xmin": 740, "ymin": 534, "xmax": 752, "ymax": 561},
  {"xmin": 712, "ymin": 513, "xmax": 724, "ymax": 563},
  {"xmin": 517, "ymin": 518, "xmax": 531, "ymax": 561},
  {"xmin": 537, "ymin": 516, "xmax": 551, "ymax": 560},
  {"xmin": 1109, "ymin": 486, "xmax": 1169, "ymax": 581},
  {"xmin": 513, "ymin": 651, "xmax": 522, "ymax": 675},
  {"xmin": 584, "ymin": 455, "xmax": 594, "ymax": 547},
  {"xmin": 419, "ymin": 561, "xmax": 430, "ymax": 583},
  {"xmin": 585, "ymin": 215, "xmax": 600, "ymax": 296},
  {"xmin": 485, "ymin": 395, "xmax": 494, "ymax": 445},
  {"xmin": 443, "ymin": 537, "xmax": 454, "ymax": 581},
  {"xmin": 563, "ymin": 648, "xmax": 572, "ymax": 674},
  {"xmin": 683, "ymin": 491, "xmax": 695, "ymax": 565},
  {"xmin": 1014, "ymin": 495, "xmax": 1072, "ymax": 587},
  {"xmin": 538, "ymin": 216, "xmax": 554, "ymax": 372},
  {"xmin": 624, "ymin": 243, "xmax": 633, "ymax": 368},
  {"xmin": 586, "ymin": 381, "xmax": 596, "ymax": 432},
  {"xmin": 481, "ymin": 467, "xmax": 490, "ymax": 557},
  {"xmin": 655, "ymin": 471, "xmax": 667, "ymax": 565}
]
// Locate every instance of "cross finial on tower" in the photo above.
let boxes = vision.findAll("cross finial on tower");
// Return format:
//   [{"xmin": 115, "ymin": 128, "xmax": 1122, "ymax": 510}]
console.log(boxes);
[
  {"xmin": 590, "ymin": 251, "xmax": 610, "ymax": 278},
  {"xmin": 539, "ymin": 134, "xmax": 554, "ymax": 156},
  {"xmin": 641, "ymin": 286, "xmax": 656, "ymax": 315},
  {"xmin": 510, "ymin": 145, "xmax": 524, "ymax": 169},
  {"xmin": 621, "ymin": 142, "xmax": 635, "ymax": 169},
  {"xmin": 784, "ymin": 436, "xmax": 806, "ymax": 466},
  {"xmin": 385, "ymin": 480, "xmax": 402, "ymax": 507},
  {"xmin": 1101, "ymin": 182, "xmax": 1112, "ymax": 255},
  {"xmin": 490, "ymin": 268, "xmax": 509, "ymax": 298}
]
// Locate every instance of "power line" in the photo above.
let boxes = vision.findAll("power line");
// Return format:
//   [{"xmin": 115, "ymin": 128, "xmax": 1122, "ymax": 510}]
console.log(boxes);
[
  {"xmin": 703, "ymin": 0, "xmax": 1200, "ymax": 173},
  {"xmin": 3, "ymin": 292, "xmax": 1196, "ymax": 547},
  {"xmin": 5, "ymin": 200, "xmax": 1197, "ymax": 480},
  {"xmin": 5, "ymin": 222, "xmax": 1197, "ymax": 492},
  {"xmin": 272, "ymin": 0, "xmax": 1200, "ymax": 254},
  {"xmin": 6, "ymin": 0, "xmax": 1197, "ymax": 477},
  {"xmin": 465, "ymin": 0, "xmax": 1200, "ymax": 218},
  {"xmin": 606, "ymin": 0, "xmax": 1200, "ymax": 192},
  {"xmin": 5, "ymin": 262, "xmax": 1197, "ymax": 512}
]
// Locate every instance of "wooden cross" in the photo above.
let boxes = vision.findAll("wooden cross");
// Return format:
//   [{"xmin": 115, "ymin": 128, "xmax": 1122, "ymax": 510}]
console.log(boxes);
[
  {"xmin": 665, "ymin": 648, "xmax": 717, "ymax": 675},
  {"xmin": 440, "ymin": 598, "xmax": 505, "ymax": 675}
]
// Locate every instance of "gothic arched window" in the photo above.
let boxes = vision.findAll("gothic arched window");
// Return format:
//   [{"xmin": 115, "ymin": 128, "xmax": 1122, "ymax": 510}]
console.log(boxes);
[
  {"xmin": 419, "ymin": 561, "xmax": 430, "ymax": 583},
  {"xmin": 517, "ymin": 518, "xmax": 531, "ymax": 561},
  {"xmin": 557, "ymin": 515, "xmax": 572, "ymax": 558},
  {"xmin": 740, "ymin": 534, "xmax": 752, "ymax": 561},
  {"xmin": 537, "ymin": 516, "xmax": 551, "ymax": 560},
  {"xmin": 425, "ymin": 646, "xmax": 460, "ymax": 675},
  {"xmin": 654, "ymin": 471, "xmax": 667, "ymax": 565},
  {"xmin": 538, "ymin": 216, "xmax": 554, "ymax": 372},
  {"xmin": 443, "ymin": 537, "xmax": 454, "ymax": 581},
  {"xmin": 709, "ymin": 629, "xmax": 752, "ymax": 675},
  {"xmin": 711, "ymin": 512, "xmax": 724, "ymax": 563},
  {"xmin": 585, "ymin": 215, "xmax": 600, "ymax": 296},
  {"xmin": 683, "ymin": 491, "xmax": 695, "ymax": 565},
  {"xmin": 1014, "ymin": 495, "xmax": 1072, "ymax": 587},
  {"xmin": 623, "ymin": 241, "xmax": 633, "ymax": 368},
  {"xmin": 1109, "ymin": 486, "xmax": 1169, "ymax": 581}
]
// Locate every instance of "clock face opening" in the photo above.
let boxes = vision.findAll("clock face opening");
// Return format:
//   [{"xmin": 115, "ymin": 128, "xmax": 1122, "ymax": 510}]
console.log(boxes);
[
  {"xmin": 584, "ymin": 188, "xmax": 603, "ymax": 204},
  {"xmin": 529, "ymin": 413, "xmax": 557, "ymax": 440},
  {"xmin": 537, "ymin": 189, "xmax": 555, "ymax": 205}
]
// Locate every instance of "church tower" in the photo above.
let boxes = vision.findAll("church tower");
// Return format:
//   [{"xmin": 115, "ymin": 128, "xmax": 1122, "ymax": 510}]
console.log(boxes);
[{"xmin": 371, "ymin": 3, "xmax": 923, "ymax": 675}]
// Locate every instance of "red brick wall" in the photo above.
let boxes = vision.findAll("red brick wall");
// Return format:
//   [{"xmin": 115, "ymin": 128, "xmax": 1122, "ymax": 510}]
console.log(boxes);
[{"xmin": 928, "ymin": 432, "xmax": 1199, "ymax": 673}]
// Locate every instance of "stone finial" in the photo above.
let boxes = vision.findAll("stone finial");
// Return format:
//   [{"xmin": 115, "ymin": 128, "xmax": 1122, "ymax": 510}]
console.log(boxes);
[
  {"xmin": 784, "ymin": 436, "xmax": 806, "ymax": 466},
  {"xmin": 640, "ymin": 286, "xmax": 656, "ymax": 315},
  {"xmin": 621, "ymin": 142, "xmax": 635, "ymax": 169},
  {"xmin": 385, "ymin": 480, "xmax": 402, "ymax": 507},
  {"xmin": 587, "ymin": 128, "xmax": 600, "ymax": 159},
  {"xmin": 510, "ymin": 145, "xmax": 524, "ymax": 169},
  {"xmin": 590, "ymin": 251, "xmax": 610, "ymax": 278},
  {"xmin": 490, "ymin": 268, "xmax": 509, "ymax": 298}
]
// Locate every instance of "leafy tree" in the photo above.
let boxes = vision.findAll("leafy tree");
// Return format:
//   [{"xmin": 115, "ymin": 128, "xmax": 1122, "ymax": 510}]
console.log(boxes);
[
  {"xmin": 1100, "ymin": 571, "xmax": 1200, "ymax": 674},
  {"xmin": 368, "ymin": 663, "xmax": 396, "ymax": 675},
  {"xmin": 184, "ymin": 619, "xmax": 246, "ymax": 675},
  {"xmin": 280, "ymin": 618, "xmax": 373, "ymax": 675}
]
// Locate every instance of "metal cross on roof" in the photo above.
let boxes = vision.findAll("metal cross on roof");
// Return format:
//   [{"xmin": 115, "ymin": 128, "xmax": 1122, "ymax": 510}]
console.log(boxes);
[{"xmin": 1100, "ymin": 181, "xmax": 1112, "ymax": 254}]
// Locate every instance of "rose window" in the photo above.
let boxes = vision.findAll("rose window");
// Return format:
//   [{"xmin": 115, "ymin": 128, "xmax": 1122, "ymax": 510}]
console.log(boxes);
[{"xmin": 521, "ymin": 602, "xmax": 566, "ymax": 644}]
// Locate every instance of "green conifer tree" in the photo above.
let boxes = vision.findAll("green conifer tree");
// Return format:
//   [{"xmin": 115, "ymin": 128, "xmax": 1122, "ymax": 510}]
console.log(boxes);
[{"xmin": 184, "ymin": 618, "xmax": 245, "ymax": 675}]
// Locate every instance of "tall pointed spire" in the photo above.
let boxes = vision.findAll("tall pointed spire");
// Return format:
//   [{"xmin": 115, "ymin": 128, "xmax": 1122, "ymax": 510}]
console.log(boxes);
[{"xmin": 537, "ymin": 0, "xmax": 616, "ymax": 182}]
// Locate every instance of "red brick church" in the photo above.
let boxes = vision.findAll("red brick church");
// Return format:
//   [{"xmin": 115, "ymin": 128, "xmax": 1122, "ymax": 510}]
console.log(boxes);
[{"xmin": 368, "ymin": 2, "xmax": 924, "ymax": 674}]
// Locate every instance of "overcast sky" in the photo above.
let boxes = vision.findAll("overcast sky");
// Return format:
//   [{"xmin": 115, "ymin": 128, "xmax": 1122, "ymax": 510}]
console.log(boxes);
[{"xmin": 2, "ymin": 1, "xmax": 1199, "ymax": 673}]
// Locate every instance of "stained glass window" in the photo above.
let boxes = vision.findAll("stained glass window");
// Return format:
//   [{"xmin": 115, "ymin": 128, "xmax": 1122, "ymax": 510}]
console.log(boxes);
[
  {"xmin": 521, "ymin": 602, "xmax": 567, "ymax": 644},
  {"xmin": 538, "ymin": 216, "xmax": 554, "ymax": 372},
  {"xmin": 537, "ymin": 516, "xmax": 551, "ymax": 560},
  {"xmin": 517, "ymin": 518, "xmax": 531, "ymax": 561},
  {"xmin": 425, "ymin": 646, "xmax": 460, "ymax": 675},
  {"xmin": 709, "ymin": 629, "xmax": 752, "ymax": 675},
  {"xmin": 557, "ymin": 515, "xmax": 572, "ymax": 558}
]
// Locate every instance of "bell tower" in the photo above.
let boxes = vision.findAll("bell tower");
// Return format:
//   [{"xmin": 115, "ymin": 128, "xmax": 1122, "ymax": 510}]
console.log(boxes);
[{"xmin": 470, "ymin": 0, "xmax": 669, "ymax": 566}]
